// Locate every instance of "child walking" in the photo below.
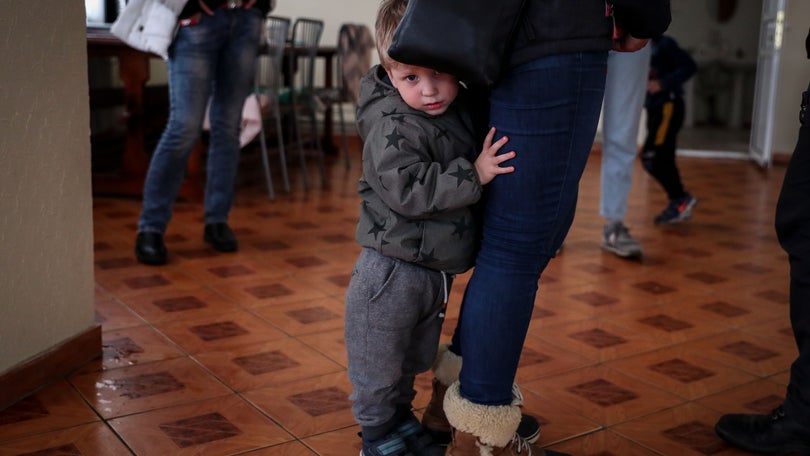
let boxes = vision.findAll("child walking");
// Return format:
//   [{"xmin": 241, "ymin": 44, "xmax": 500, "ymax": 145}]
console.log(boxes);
[
  {"xmin": 343, "ymin": 0, "xmax": 516, "ymax": 454},
  {"xmin": 642, "ymin": 34, "xmax": 698, "ymax": 224}
]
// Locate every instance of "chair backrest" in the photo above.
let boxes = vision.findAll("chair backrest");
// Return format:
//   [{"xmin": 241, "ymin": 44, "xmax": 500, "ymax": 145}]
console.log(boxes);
[
  {"xmin": 337, "ymin": 23, "xmax": 375, "ymax": 103},
  {"xmin": 257, "ymin": 16, "xmax": 291, "ymax": 96},
  {"xmin": 289, "ymin": 18, "xmax": 324, "ymax": 94}
]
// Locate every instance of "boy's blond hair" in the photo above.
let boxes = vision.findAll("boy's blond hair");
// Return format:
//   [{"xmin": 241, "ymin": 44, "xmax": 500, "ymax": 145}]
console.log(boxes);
[{"xmin": 375, "ymin": 0, "xmax": 408, "ymax": 70}]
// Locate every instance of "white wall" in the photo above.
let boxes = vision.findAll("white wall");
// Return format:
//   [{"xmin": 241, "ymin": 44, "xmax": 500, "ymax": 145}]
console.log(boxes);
[
  {"xmin": 0, "ymin": 0, "xmax": 95, "ymax": 374},
  {"xmin": 774, "ymin": 0, "xmax": 810, "ymax": 153}
]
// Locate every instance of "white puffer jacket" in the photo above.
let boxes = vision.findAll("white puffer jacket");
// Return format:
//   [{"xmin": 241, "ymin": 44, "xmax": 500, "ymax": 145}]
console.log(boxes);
[{"xmin": 111, "ymin": 0, "xmax": 189, "ymax": 60}]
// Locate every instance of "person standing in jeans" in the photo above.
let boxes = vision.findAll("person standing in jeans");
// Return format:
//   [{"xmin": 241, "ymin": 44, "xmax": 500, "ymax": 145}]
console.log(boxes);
[
  {"xmin": 599, "ymin": 44, "xmax": 651, "ymax": 259},
  {"xmin": 714, "ymin": 27, "xmax": 810, "ymax": 455},
  {"xmin": 135, "ymin": 0, "xmax": 272, "ymax": 265},
  {"xmin": 440, "ymin": 2, "xmax": 672, "ymax": 455}
]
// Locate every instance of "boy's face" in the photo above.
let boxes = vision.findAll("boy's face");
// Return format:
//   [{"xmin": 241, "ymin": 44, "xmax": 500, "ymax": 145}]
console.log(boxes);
[{"xmin": 386, "ymin": 64, "xmax": 459, "ymax": 116}]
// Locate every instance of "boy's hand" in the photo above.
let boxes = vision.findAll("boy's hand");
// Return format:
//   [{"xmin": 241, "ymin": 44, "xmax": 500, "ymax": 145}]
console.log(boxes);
[{"xmin": 475, "ymin": 127, "xmax": 516, "ymax": 185}]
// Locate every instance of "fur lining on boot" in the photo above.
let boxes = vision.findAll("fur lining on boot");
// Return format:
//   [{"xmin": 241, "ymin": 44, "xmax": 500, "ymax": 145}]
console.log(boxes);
[
  {"xmin": 432, "ymin": 343, "xmax": 463, "ymax": 386},
  {"xmin": 443, "ymin": 381, "xmax": 521, "ymax": 448}
]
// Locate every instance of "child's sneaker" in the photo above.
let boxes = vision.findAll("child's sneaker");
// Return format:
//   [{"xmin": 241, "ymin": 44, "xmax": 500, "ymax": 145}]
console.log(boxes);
[
  {"xmin": 396, "ymin": 415, "xmax": 445, "ymax": 455},
  {"xmin": 654, "ymin": 194, "xmax": 697, "ymax": 225},
  {"xmin": 361, "ymin": 430, "xmax": 414, "ymax": 456}
]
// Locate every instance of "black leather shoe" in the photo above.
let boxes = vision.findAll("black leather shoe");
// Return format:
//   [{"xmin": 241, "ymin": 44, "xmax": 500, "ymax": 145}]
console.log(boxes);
[
  {"xmin": 715, "ymin": 406, "xmax": 810, "ymax": 454},
  {"xmin": 135, "ymin": 232, "xmax": 167, "ymax": 265},
  {"xmin": 204, "ymin": 223, "xmax": 238, "ymax": 252}
]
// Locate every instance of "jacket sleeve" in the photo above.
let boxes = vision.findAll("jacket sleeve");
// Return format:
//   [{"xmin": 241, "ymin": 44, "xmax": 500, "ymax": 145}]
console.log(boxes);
[
  {"xmin": 612, "ymin": 0, "xmax": 671, "ymax": 39},
  {"xmin": 363, "ymin": 118, "xmax": 483, "ymax": 218},
  {"xmin": 657, "ymin": 37, "xmax": 697, "ymax": 90}
]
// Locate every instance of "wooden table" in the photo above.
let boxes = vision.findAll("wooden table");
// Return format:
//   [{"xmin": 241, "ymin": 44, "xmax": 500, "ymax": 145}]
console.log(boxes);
[{"xmin": 86, "ymin": 26, "xmax": 337, "ymax": 200}]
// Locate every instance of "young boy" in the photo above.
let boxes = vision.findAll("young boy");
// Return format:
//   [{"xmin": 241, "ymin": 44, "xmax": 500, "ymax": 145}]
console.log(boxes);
[
  {"xmin": 642, "ymin": 34, "xmax": 698, "ymax": 225},
  {"xmin": 344, "ymin": 0, "xmax": 515, "ymax": 454}
]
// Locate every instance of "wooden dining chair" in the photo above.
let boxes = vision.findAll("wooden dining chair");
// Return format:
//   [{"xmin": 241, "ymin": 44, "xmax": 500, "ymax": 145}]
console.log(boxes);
[
  {"xmin": 253, "ymin": 15, "xmax": 292, "ymax": 199},
  {"xmin": 315, "ymin": 23, "xmax": 375, "ymax": 169},
  {"xmin": 287, "ymin": 17, "xmax": 326, "ymax": 190}
]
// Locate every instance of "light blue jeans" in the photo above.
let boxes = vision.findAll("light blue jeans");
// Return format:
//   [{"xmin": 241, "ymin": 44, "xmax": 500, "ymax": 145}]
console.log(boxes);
[
  {"xmin": 452, "ymin": 52, "xmax": 608, "ymax": 405},
  {"xmin": 138, "ymin": 7, "xmax": 262, "ymax": 233},
  {"xmin": 600, "ymin": 45, "xmax": 651, "ymax": 223}
]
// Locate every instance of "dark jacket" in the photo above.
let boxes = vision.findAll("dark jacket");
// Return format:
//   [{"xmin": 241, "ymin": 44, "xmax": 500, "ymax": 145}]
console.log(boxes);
[
  {"xmin": 508, "ymin": 0, "xmax": 671, "ymax": 68},
  {"xmin": 354, "ymin": 66, "xmax": 483, "ymax": 274},
  {"xmin": 179, "ymin": 0, "xmax": 272, "ymax": 19},
  {"xmin": 646, "ymin": 35, "xmax": 697, "ymax": 108}
]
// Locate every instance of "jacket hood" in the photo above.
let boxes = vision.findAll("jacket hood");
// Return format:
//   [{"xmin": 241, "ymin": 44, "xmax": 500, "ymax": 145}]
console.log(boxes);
[{"xmin": 356, "ymin": 65, "xmax": 431, "ymax": 141}]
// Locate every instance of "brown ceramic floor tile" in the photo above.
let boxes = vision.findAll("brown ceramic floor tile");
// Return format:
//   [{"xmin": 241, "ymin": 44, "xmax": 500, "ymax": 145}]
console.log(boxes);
[
  {"xmin": 605, "ymin": 345, "xmax": 759, "ymax": 400},
  {"xmin": 179, "ymin": 255, "xmax": 288, "ymax": 285},
  {"xmin": 244, "ymin": 371, "xmax": 355, "ymax": 438},
  {"xmin": 513, "ymin": 387, "xmax": 601, "ymax": 446},
  {"xmin": 120, "ymin": 286, "xmax": 242, "ymax": 325},
  {"xmin": 69, "ymin": 357, "xmax": 231, "ymax": 419},
  {"xmin": 515, "ymin": 334, "xmax": 595, "ymax": 383},
  {"xmin": 302, "ymin": 425, "xmax": 363, "ymax": 456},
  {"xmin": 95, "ymin": 267, "xmax": 200, "ymax": 298},
  {"xmin": 696, "ymin": 378, "xmax": 789, "ymax": 416},
  {"xmin": 211, "ymin": 275, "xmax": 329, "ymax": 308},
  {"xmin": 523, "ymin": 365, "xmax": 684, "ymax": 426},
  {"xmin": 246, "ymin": 441, "xmax": 319, "ymax": 455},
  {"xmin": 297, "ymin": 328, "xmax": 348, "ymax": 368},
  {"xmin": 252, "ymin": 297, "xmax": 345, "ymax": 336},
  {"xmin": 550, "ymin": 429, "xmax": 660, "ymax": 455},
  {"xmin": 532, "ymin": 318, "xmax": 669, "ymax": 363},
  {"xmin": 94, "ymin": 293, "xmax": 145, "ymax": 331},
  {"xmin": 110, "ymin": 394, "xmax": 293, "ymax": 455},
  {"xmin": 0, "ymin": 380, "xmax": 99, "ymax": 443},
  {"xmin": 679, "ymin": 330, "xmax": 797, "ymax": 378},
  {"xmin": 76, "ymin": 325, "xmax": 186, "ymax": 373},
  {"xmin": 612, "ymin": 402, "xmax": 750, "ymax": 455},
  {"xmin": 193, "ymin": 338, "xmax": 345, "ymax": 392},
  {"xmin": 0, "ymin": 422, "xmax": 132, "ymax": 455},
  {"xmin": 154, "ymin": 309, "xmax": 288, "ymax": 354}
]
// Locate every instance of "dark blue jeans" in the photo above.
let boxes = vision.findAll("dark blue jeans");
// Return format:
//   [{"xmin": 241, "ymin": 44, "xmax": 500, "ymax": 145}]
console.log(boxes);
[
  {"xmin": 138, "ymin": 7, "xmax": 262, "ymax": 233},
  {"xmin": 453, "ymin": 52, "xmax": 607, "ymax": 405}
]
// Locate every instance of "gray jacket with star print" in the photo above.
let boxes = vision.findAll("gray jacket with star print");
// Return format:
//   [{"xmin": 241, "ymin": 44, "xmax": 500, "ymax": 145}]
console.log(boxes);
[{"xmin": 354, "ymin": 65, "xmax": 483, "ymax": 274}]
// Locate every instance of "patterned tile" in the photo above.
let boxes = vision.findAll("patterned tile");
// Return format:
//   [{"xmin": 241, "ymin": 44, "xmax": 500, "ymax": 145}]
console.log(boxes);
[
  {"xmin": 0, "ymin": 381, "xmax": 99, "ymax": 442},
  {"xmin": 245, "ymin": 372, "xmax": 354, "ymax": 438},
  {"xmin": 69, "ymin": 357, "xmax": 231, "ymax": 418},
  {"xmin": 155, "ymin": 309, "xmax": 287, "ymax": 354},
  {"xmin": 120, "ymin": 287, "xmax": 241, "ymax": 324},
  {"xmin": 612, "ymin": 403, "xmax": 734, "ymax": 455},
  {"xmin": 606, "ymin": 346, "xmax": 758, "ymax": 400},
  {"xmin": 193, "ymin": 338, "xmax": 345, "ymax": 392},
  {"xmin": 523, "ymin": 365, "xmax": 683, "ymax": 426},
  {"xmin": 680, "ymin": 331, "xmax": 796, "ymax": 377},
  {"xmin": 253, "ymin": 297, "xmax": 345, "ymax": 336},
  {"xmin": 0, "ymin": 422, "xmax": 131, "ymax": 454},
  {"xmin": 110, "ymin": 395, "xmax": 292, "ymax": 455}
]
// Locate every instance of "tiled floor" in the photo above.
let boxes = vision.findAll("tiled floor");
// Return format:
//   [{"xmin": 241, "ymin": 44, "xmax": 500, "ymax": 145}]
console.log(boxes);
[{"xmin": 0, "ymin": 141, "xmax": 796, "ymax": 455}]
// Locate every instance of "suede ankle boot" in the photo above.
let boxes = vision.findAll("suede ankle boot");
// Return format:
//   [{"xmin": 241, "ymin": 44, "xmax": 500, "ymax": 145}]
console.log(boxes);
[{"xmin": 443, "ymin": 382, "xmax": 569, "ymax": 456}]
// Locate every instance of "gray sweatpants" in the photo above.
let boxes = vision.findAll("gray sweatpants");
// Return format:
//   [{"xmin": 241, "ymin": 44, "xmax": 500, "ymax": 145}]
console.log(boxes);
[{"xmin": 345, "ymin": 248, "xmax": 451, "ymax": 428}]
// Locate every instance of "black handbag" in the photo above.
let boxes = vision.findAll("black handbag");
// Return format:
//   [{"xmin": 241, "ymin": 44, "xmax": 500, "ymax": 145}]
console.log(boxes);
[{"xmin": 388, "ymin": 0, "xmax": 527, "ymax": 87}]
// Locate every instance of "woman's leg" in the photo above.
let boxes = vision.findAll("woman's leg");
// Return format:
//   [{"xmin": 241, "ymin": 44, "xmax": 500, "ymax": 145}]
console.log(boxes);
[
  {"xmin": 457, "ymin": 52, "xmax": 607, "ymax": 406},
  {"xmin": 138, "ymin": 16, "xmax": 221, "ymax": 233},
  {"xmin": 205, "ymin": 8, "xmax": 262, "ymax": 224}
]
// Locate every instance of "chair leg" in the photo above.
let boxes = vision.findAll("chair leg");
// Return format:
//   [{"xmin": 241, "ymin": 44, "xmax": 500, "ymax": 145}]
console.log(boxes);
[
  {"xmin": 338, "ymin": 102, "xmax": 350, "ymax": 169},
  {"xmin": 290, "ymin": 98, "xmax": 311, "ymax": 190},
  {"xmin": 255, "ymin": 92, "xmax": 275, "ymax": 201},
  {"xmin": 309, "ymin": 109, "xmax": 327, "ymax": 187},
  {"xmin": 273, "ymin": 104, "xmax": 290, "ymax": 193}
]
